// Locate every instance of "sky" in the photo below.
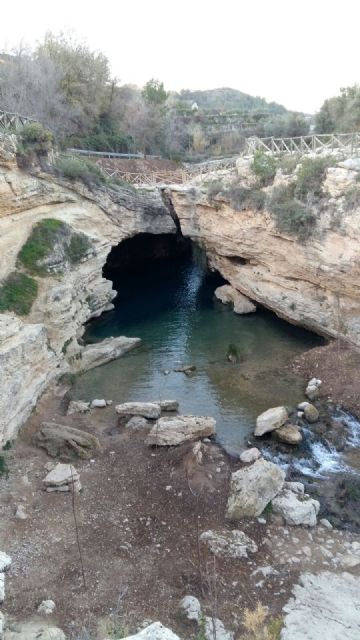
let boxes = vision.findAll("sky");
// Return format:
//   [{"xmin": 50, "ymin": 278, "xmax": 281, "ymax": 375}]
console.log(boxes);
[{"xmin": 1, "ymin": 0, "xmax": 359, "ymax": 114}]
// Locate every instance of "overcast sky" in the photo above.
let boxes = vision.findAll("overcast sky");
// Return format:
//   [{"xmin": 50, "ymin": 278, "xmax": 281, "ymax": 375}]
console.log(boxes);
[{"xmin": 1, "ymin": 0, "xmax": 359, "ymax": 113}]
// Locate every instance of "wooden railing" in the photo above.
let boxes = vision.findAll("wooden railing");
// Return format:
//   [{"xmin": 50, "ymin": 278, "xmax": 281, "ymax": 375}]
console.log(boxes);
[
  {"xmin": 0, "ymin": 109, "xmax": 37, "ymax": 131},
  {"xmin": 245, "ymin": 132, "xmax": 360, "ymax": 156}
]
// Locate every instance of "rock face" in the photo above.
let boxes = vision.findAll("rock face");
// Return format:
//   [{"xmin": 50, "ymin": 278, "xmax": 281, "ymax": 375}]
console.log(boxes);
[
  {"xmin": 200, "ymin": 529, "xmax": 258, "ymax": 558},
  {"xmin": 146, "ymin": 415, "xmax": 216, "ymax": 446},
  {"xmin": 0, "ymin": 138, "xmax": 175, "ymax": 444},
  {"xmin": 214, "ymin": 284, "xmax": 256, "ymax": 314},
  {"xmin": 116, "ymin": 402, "xmax": 161, "ymax": 420},
  {"xmin": 282, "ymin": 572, "xmax": 360, "ymax": 640},
  {"xmin": 272, "ymin": 487, "xmax": 320, "ymax": 526},
  {"xmin": 35, "ymin": 423, "xmax": 100, "ymax": 459},
  {"xmin": 226, "ymin": 459, "xmax": 285, "ymax": 519},
  {"xmin": 255, "ymin": 406, "xmax": 288, "ymax": 437},
  {"xmin": 170, "ymin": 161, "xmax": 360, "ymax": 347}
]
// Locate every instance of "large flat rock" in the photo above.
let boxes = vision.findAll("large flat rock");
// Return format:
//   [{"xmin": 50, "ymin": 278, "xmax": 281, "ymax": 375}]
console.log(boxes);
[
  {"xmin": 272, "ymin": 487, "xmax": 320, "ymax": 526},
  {"xmin": 78, "ymin": 336, "xmax": 141, "ymax": 372},
  {"xmin": 35, "ymin": 423, "xmax": 100, "ymax": 459},
  {"xmin": 116, "ymin": 402, "xmax": 161, "ymax": 419},
  {"xmin": 104, "ymin": 622, "xmax": 180, "ymax": 640},
  {"xmin": 282, "ymin": 571, "xmax": 360, "ymax": 639},
  {"xmin": 146, "ymin": 415, "xmax": 216, "ymax": 446},
  {"xmin": 255, "ymin": 406, "xmax": 288, "ymax": 437}
]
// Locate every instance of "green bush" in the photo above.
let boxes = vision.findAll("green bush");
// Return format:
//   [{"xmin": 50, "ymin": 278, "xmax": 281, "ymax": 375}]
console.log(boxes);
[
  {"xmin": 251, "ymin": 150, "xmax": 277, "ymax": 186},
  {"xmin": 55, "ymin": 155, "xmax": 107, "ymax": 188},
  {"xmin": 226, "ymin": 185, "xmax": 266, "ymax": 211},
  {"xmin": 294, "ymin": 156, "xmax": 333, "ymax": 201},
  {"xmin": 268, "ymin": 185, "xmax": 316, "ymax": 240},
  {"xmin": 278, "ymin": 155, "xmax": 300, "ymax": 175},
  {"xmin": 17, "ymin": 123, "xmax": 54, "ymax": 168},
  {"xmin": 0, "ymin": 271, "xmax": 38, "ymax": 315},
  {"xmin": 17, "ymin": 218, "xmax": 91, "ymax": 276}
]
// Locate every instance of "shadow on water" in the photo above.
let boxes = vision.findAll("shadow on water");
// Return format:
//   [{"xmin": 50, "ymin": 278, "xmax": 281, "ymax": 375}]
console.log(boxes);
[{"xmin": 77, "ymin": 239, "xmax": 322, "ymax": 455}]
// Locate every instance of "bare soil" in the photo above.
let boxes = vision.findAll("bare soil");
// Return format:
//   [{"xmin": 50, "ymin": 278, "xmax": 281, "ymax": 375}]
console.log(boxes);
[
  {"xmin": 292, "ymin": 339, "xmax": 360, "ymax": 418},
  {"xmin": 1, "ymin": 381, "xmax": 360, "ymax": 639}
]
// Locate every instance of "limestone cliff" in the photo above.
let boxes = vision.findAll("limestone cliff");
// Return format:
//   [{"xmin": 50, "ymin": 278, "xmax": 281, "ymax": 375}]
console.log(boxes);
[
  {"xmin": 0, "ymin": 134, "xmax": 176, "ymax": 443},
  {"xmin": 170, "ymin": 157, "xmax": 360, "ymax": 345}
]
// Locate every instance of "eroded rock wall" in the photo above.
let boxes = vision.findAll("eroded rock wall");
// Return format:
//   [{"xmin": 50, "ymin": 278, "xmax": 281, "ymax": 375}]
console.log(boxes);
[
  {"xmin": 0, "ymin": 137, "xmax": 176, "ymax": 443},
  {"xmin": 170, "ymin": 164, "xmax": 360, "ymax": 345}
]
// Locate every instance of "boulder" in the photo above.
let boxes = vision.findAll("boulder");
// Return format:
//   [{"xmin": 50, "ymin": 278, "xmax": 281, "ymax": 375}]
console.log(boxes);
[
  {"xmin": 105, "ymin": 622, "xmax": 180, "ymax": 640},
  {"xmin": 125, "ymin": 416, "xmax": 148, "ymax": 429},
  {"xmin": 91, "ymin": 399, "xmax": 107, "ymax": 408},
  {"xmin": 37, "ymin": 600, "xmax": 56, "ymax": 615},
  {"xmin": 272, "ymin": 424, "xmax": 303, "ymax": 445},
  {"xmin": 115, "ymin": 402, "xmax": 161, "ymax": 420},
  {"xmin": 204, "ymin": 617, "xmax": 234, "ymax": 640},
  {"xmin": 35, "ymin": 423, "xmax": 100, "ymax": 459},
  {"xmin": 303, "ymin": 404, "xmax": 319, "ymax": 423},
  {"xmin": 282, "ymin": 571, "xmax": 360, "ymax": 640},
  {"xmin": 146, "ymin": 416, "xmax": 216, "ymax": 446},
  {"xmin": 255, "ymin": 406, "xmax": 288, "ymax": 437},
  {"xmin": 200, "ymin": 529, "xmax": 258, "ymax": 559},
  {"xmin": 305, "ymin": 378, "xmax": 322, "ymax": 401},
  {"xmin": 15, "ymin": 505, "xmax": 28, "ymax": 520},
  {"xmin": 67, "ymin": 400, "xmax": 90, "ymax": 415},
  {"xmin": 240, "ymin": 448, "xmax": 261, "ymax": 463},
  {"xmin": 215, "ymin": 285, "xmax": 256, "ymax": 314},
  {"xmin": 272, "ymin": 487, "xmax": 320, "ymax": 526},
  {"xmin": 159, "ymin": 400, "xmax": 179, "ymax": 412},
  {"xmin": 43, "ymin": 463, "xmax": 81, "ymax": 493},
  {"xmin": 226, "ymin": 459, "xmax": 285, "ymax": 519},
  {"xmin": 4, "ymin": 623, "xmax": 65, "ymax": 640},
  {"xmin": 179, "ymin": 595, "xmax": 201, "ymax": 622}
]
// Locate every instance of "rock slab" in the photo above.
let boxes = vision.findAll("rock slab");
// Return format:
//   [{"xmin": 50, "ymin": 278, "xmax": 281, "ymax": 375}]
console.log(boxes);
[
  {"xmin": 146, "ymin": 416, "xmax": 216, "ymax": 446},
  {"xmin": 35, "ymin": 423, "xmax": 100, "ymax": 459},
  {"xmin": 226, "ymin": 459, "xmax": 285, "ymax": 519},
  {"xmin": 272, "ymin": 487, "xmax": 320, "ymax": 526},
  {"xmin": 108, "ymin": 622, "xmax": 180, "ymax": 640},
  {"xmin": 116, "ymin": 402, "xmax": 161, "ymax": 420},
  {"xmin": 200, "ymin": 529, "xmax": 258, "ymax": 558},
  {"xmin": 215, "ymin": 284, "xmax": 256, "ymax": 314},
  {"xmin": 282, "ymin": 571, "xmax": 360, "ymax": 640}
]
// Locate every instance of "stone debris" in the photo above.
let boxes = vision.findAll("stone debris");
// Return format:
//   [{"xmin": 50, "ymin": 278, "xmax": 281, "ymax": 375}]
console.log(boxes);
[
  {"xmin": 90, "ymin": 399, "xmax": 107, "ymax": 408},
  {"xmin": 43, "ymin": 463, "xmax": 81, "ymax": 493},
  {"xmin": 226, "ymin": 459, "xmax": 285, "ymax": 519},
  {"xmin": 37, "ymin": 600, "xmax": 56, "ymax": 615},
  {"xmin": 15, "ymin": 505, "xmax": 28, "ymax": 520},
  {"xmin": 66, "ymin": 400, "xmax": 90, "ymax": 415},
  {"xmin": 272, "ymin": 487, "xmax": 320, "ymax": 527},
  {"xmin": 282, "ymin": 571, "xmax": 360, "ymax": 640},
  {"xmin": 200, "ymin": 529, "xmax": 258, "ymax": 559},
  {"xmin": 115, "ymin": 402, "xmax": 161, "ymax": 420},
  {"xmin": 255, "ymin": 406, "xmax": 288, "ymax": 437},
  {"xmin": 146, "ymin": 415, "xmax": 216, "ymax": 446},
  {"xmin": 35, "ymin": 423, "xmax": 100, "ymax": 459},
  {"xmin": 240, "ymin": 447, "xmax": 261, "ymax": 463},
  {"xmin": 305, "ymin": 378, "xmax": 322, "ymax": 401},
  {"xmin": 214, "ymin": 284, "xmax": 256, "ymax": 315},
  {"xmin": 178, "ymin": 596, "xmax": 234, "ymax": 640}
]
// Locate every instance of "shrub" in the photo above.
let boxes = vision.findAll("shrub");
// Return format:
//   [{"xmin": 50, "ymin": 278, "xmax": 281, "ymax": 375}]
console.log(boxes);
[
  {"xmin": 0, "ymin": 271, "xmax": 38, "ymax": 315},
  {"xmin": 268, "ymin": 185, "xmax": 316, "ymax": 240},
  {"xmin": 206, "ymin": 180, "xmax": 223, "ymax": 201},
  {"xmin": 344, "ymin": 186, "xmax": 360, "ymax": 210},
  {"xmin": 278, "ymin": 155, "xmax": 300, "ymax": 175},
  {"xmin": 55, "ymin": 155, "xmax": 107, "ymax": 188},
  {"xmin": 17, "ymin": 123, "xmax": 54, "ymax": 168},
  {"xmin": 294, "ymin": 156, "xmax": 333, "ymax": 201},
  {"xmin": 17, "ymin": 218, "xmax": 91, "ymax": 276},
  {"xmin": 226, "ymin": 185, "xmax": 266, "ymax": 211},
  {"xmin": 0, "ymin": 455, "xmax": 9, "ymax": 477},
  {"xmin": 242, "ymin": 603, "xmax": 283, "ymax": 640},
  {"xmin": 251, "ymin": 150, "xmax": 277, "ymax": 186}
]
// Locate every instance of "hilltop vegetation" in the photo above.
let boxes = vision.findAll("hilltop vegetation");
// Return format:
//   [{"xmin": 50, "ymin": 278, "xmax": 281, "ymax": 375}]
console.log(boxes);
[
  {"xmin": 0, "ymin": 34, "xmax": 308, "ymax": 160},
  {"xmin": 316, "ymin": 85, "xmax": 360, "ymax": 133}
]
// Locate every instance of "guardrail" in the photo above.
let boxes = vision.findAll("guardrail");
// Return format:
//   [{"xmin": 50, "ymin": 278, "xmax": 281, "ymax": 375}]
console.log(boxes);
[
  {"xmin": 245, "ymin": 132, "xmax": 360, "ymax": 156},
  {"xmin": 0, "ymin": 109, "xmax": 37, "ymax": 131}
]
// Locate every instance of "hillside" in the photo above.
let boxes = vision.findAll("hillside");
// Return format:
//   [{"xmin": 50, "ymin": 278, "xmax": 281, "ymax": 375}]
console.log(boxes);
[{"xmin": 178, "ymin": 87, "xmax": 287, "ymax": 113}]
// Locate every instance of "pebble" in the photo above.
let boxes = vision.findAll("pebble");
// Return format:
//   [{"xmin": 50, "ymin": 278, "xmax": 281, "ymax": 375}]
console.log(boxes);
[
  {"xmin": 15, "ymin": 505, "xmax": 28, "ymax": 520},
  {"xmin": 320, "ymin": 518, "xmax": 333, "ymax": 530}
]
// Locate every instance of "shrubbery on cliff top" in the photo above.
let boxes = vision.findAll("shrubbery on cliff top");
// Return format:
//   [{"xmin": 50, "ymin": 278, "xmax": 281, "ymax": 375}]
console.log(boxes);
[{"xmin": 0, "ymin": 271, "xmax": 38, "ymax": 315}]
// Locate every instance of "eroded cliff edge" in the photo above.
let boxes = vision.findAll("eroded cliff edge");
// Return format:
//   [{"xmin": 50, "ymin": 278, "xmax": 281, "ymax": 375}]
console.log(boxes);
[
  {"xmin": 169, "ymin": 157, "xmax": 360, "ymax": 345},
  {"xmin": 0, "ymin": 135, "xmax": 176, "ymax": 443}
]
